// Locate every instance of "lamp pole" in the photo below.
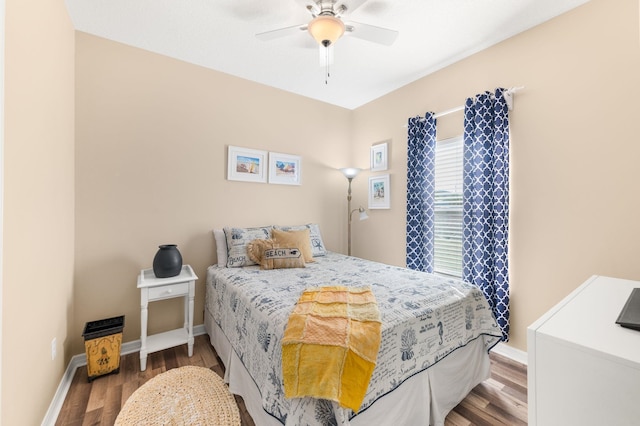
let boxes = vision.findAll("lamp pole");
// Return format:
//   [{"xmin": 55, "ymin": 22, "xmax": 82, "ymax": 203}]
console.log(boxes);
[
  {"xmin": 347, "ymin": 176, "xmax": 353, "ymax": 256},
  {"xmin": 340, "ymin": 167, "xmax": 362, "ymax": 256}
]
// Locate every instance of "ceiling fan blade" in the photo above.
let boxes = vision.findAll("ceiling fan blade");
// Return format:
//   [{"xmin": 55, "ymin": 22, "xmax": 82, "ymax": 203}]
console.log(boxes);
[
  {"xmin": 255, "ymin": 24, "xmax": 308, "ymax": 41},
  {"xmin": 345, "ymin": 21, "xmax": 398, "ymax": 46}
]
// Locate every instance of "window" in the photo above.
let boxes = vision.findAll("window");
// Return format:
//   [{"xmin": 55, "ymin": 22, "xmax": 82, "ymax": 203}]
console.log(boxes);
[{"xmin": 434, "ymin": 136, "xmax": 463, "ymax": 277}]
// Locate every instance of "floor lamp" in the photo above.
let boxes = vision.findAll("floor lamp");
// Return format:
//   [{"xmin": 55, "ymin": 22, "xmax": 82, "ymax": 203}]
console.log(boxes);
[{"xmin": 340, "ymin": 168, "xmax": 369, "ymax": 256}]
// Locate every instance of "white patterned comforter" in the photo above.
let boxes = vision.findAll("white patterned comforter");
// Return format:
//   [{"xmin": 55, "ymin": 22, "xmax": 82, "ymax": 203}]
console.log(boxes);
[{"xmin": 205, "ymin": 252, "xmax": 502, "ymax": 425}]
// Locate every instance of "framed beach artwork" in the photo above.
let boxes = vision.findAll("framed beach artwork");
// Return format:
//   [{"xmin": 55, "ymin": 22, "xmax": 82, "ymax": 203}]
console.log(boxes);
[
  {"xmin": 369, "ymin": 174, "xmax": 390, "ymax": 209},
  {"xmin": 269, "ymin": 152, "xmax": 301, "ymax": 185},
  {"xmin": 370, "ymin": 142, "xmax": 388, "ymax": 171},
  {"xmin": 227, "ymin": 146, "xmax": 268, "ymax": 183}
]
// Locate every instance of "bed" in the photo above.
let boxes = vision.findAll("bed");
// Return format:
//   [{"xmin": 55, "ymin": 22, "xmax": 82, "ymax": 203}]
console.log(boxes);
[{"xmin": 204, "ymin": 226, "xmax": 502, "ymax": 426}]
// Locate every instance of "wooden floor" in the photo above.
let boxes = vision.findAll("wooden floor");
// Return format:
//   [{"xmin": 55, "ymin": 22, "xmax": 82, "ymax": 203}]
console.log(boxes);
[{"xmin": 56, "ymin": 334, "xmax": 527, "ymax": 425}]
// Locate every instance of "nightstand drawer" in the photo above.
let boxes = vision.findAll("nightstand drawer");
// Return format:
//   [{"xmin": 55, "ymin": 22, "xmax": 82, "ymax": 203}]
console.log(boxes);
[{"xmin": 148, "ymin": 282, "xmax": 189, "ymax": 300}]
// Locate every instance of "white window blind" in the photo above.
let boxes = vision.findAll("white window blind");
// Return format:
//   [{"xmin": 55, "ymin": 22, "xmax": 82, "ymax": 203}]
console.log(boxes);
[{"xmin": 434, "ymin": 136, "xmax": 463, "ymax": 278}]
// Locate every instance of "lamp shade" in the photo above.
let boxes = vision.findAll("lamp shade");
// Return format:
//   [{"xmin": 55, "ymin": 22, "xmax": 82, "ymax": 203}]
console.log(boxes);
[
  {"xmin": 308, "ymin": 15, "xmax": 345, "ymax": 47},
  {"xmin": 340, "ymin": 167, "xmax": 361, "ymax": 179}
]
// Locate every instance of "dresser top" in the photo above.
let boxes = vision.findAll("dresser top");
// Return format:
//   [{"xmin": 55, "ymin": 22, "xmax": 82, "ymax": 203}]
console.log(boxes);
[{"xmin": 529, "ymin": 275, "xmax": 640, "ymax": 368}]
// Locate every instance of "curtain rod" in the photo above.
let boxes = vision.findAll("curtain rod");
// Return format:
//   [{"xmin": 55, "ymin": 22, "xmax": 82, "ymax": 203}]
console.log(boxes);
[
  {"xmin": 403, "ymin": 86, "xmax": 525, "ymax": 127},
  {"xmin": 434, "ymin": 105, "xmax": 464, "ymax": 119}
]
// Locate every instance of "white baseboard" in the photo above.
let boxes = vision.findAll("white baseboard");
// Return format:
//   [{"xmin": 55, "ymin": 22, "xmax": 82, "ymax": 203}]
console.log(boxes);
[
  {"xmin": 41, "ymin": 324, "xmax": 207, "ymax": 426},
  {"xmin": 491, "ymin": 341, "xmax": 528, "ymax": 365}
]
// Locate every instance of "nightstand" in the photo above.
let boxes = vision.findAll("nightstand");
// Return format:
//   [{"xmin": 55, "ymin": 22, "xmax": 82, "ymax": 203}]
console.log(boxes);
[{"xmin": 137, "ymin": 264, "xmax": 198, "ymax": 371}]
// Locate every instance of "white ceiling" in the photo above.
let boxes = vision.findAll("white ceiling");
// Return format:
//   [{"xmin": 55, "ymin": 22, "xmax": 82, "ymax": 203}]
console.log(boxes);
[{"xmin": 65, "ymin": 0, "xmax": 589, "ymax": 110}]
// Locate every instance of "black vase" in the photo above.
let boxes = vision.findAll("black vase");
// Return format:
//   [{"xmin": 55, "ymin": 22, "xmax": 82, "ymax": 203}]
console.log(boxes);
[{"xmin": 153, "ymin": 244, "xmax": 183, "ymax": 278}]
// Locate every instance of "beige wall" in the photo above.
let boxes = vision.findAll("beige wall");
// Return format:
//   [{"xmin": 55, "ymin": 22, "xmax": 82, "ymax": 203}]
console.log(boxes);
[
  {"xmin": 71, "ymin": 0, "xmax": 640, "ymax": 360},
  {"xmin": 73, "ymin": 33, "xmax": 352, "ymax": 355},
  {"xmin": 352, "ymin": 0, "xmax": 640, "ymax": 351},
  {"xmin": 2, "ymin": 0, "xmax": 75, "ymax": 424}
]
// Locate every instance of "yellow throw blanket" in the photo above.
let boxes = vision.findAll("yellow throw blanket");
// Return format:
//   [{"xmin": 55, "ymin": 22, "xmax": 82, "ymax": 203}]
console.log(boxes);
[{"xmin": 282, "ymin": 286, "xmax": 381, "ymax": 412}]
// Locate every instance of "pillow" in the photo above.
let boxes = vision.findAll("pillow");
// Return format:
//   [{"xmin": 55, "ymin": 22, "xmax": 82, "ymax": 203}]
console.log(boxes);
[
  {"xmin": 213, "ymin": 229, "xmax": 228, "ymax": 267},
  {"xmin": 223, "ymin": 226, "xmax": 273, "ymax": 267},
  {"xmin": 247, "ymin": 239, "xmax": 306, "ymax": 270},
  {"xmin": 274, "ymin": 223, "xmax": 327, "ymax": 257},
  {"xmin": 271, "ymin": 228, "xmax": 314, "ymax": 263}
]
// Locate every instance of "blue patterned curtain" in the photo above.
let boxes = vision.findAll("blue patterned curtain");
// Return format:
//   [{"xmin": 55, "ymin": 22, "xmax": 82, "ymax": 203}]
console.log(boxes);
[
  {"xmin": 462, "ymin": 88, "xmax": 510, "ymax": 341},
  {"xmin": 406, "ymin": 113, "xmax": 436, "ymax": 272}
]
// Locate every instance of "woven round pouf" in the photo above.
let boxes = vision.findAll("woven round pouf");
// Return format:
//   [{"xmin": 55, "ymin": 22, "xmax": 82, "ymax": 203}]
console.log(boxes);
[{"xmin": 115, "ymin": 366, "xmax": 241, "ymax": 426}]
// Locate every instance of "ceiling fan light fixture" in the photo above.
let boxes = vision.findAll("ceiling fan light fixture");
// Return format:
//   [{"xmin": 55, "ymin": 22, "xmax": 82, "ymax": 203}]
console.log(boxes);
[{"xmin": 308, "ymin": 15, "xmax": 345, "ymax": 47}]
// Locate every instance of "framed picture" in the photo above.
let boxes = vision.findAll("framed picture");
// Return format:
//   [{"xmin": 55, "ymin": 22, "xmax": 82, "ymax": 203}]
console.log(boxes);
[
  {"xmin": 227, "ymin": 146, "xmax": 268, "ymax": 183},
  {"xmin": 269, "ymin": 152, "xmax": 301, "ymax": 185},
  {"xmin": 369, "ymin": 174, "xmax": 390, "ymax": 209},
  {"xmin": 370, "ymin": 142, "xmax": 388, "ymax": 171}
]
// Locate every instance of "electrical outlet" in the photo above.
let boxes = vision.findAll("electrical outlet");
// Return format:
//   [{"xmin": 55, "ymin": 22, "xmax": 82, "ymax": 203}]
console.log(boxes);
[{"xmin": 51, "ymin": 337, "xmax": 57, "ymax": 361}]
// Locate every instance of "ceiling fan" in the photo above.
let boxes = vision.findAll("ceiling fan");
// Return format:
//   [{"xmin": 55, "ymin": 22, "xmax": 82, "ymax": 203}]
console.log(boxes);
[{"xmin": 256, "ymin": 0, "xmax": 398, "ymax": 52}]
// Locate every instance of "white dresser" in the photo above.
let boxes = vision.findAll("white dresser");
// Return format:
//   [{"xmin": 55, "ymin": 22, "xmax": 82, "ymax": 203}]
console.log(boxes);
[{"xmin": 527, "ymin": 275, "xmax": 640, "ymax": 426}]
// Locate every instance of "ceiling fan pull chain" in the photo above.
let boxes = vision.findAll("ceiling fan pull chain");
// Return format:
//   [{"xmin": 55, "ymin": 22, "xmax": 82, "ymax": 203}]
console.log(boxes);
[{"xmin": 325, "ymin": 47, "xmax": 330, "ymax": 84}]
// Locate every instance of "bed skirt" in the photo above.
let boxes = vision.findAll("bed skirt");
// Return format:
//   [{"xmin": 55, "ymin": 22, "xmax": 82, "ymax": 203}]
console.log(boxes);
[{"xmin": 205, "ymin": 307, "xmax": 491, "ymax": 426}]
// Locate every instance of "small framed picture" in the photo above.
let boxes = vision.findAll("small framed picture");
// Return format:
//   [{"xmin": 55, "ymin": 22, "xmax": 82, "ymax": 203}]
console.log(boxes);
[
  {"xmin": 370, "ymin": 142, "xmax": 388, "ymax": 171},
  {"xmin": 269, "ymin": 152, "xmax": 301, "ymax": 185},
  {"xmin": 369, "ymin": 174, "xmax": 390, "ymax": 209},
  {"xmin": 227, "ymin": 146, "xmax": 268, "ymax": 183}
]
